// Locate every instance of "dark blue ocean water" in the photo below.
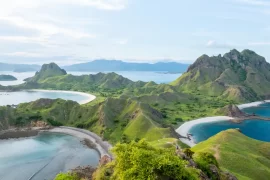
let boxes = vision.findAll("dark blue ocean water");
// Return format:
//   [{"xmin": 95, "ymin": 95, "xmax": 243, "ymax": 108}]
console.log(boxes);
[
  {"xmin": 241, "ymin": 103, "xmax": 270, "ymax": 117},
  {"xmin": 189, "ymin": 103, "xmax": 270, "ymax": 144}
]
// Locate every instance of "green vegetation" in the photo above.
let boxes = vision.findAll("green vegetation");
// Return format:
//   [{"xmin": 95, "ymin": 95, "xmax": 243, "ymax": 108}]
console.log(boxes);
[
  {"xmin": 192, "ymin": 129, "xmax": 270, "ymax": 180},
  {"xmin": 2, "ymin": 50, "xmax": 270, "ymax": 179},
  {"xmin": 172, "ymin": 49, "xmax": 270, "ymax": 102},
  {"xmin": 0, "ymin": 98, "xmax": 176, "ymax": 143},
  {"xmin": 0, "ymin": 75, "xmax": 17, "ymax": 81},
  {"xmin": 55, "ymin": 172, "xmax": 79, "ymax": 180},
  {"xmin": 92, "ymin": 140, "xmax": 234, "ymax": 180}
]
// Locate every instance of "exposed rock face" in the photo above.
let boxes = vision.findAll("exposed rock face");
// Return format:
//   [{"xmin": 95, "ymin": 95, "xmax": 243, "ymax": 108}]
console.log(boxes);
[
  {"xmin": 31, "ymin": 121, "xmax": 48, "ymax": 127},
  {"xmin": 99, "ymin": 155, "xmax": 112, "ymax": 166},
  {"xmin": 173, "ymin": 49, "xmax": 270, "ymax": 102},
  {"xmin": 72, "ymin": 166, "xmax": 96, "ymax": 180},
  {"xmin": 221, "ymin": 104, "xmax": 246, "ymax": 117},
  {"xmin": 221, "ymin": 172, "xmax": 238, "ymax": 180}
]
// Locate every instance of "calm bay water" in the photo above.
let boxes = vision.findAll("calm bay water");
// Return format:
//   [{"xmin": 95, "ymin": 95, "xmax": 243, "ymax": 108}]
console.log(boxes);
[
  {"xmin": 189, "ymin": 103, "xmax": 270, "ymax": 144},
  {"xmin": 189, "ymin": 120, "xmax": 270, "ymax": 143},
  {"xmin": 0, "ymin": 133, "xmax": 99, "ymax": 180},
  {"xmin": 0, "ymin": 90, "xmax": 89, "ymax": 106}
]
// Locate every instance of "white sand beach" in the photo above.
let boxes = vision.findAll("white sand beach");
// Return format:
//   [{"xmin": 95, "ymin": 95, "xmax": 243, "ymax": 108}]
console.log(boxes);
[
  {"xmin": 47, "ymin": 126, "xmax": 112, "ymax": 157},
  {"xmin": 237, "ymin": 101, "xmax": 266, "ymax": 109},
  {"xmin": 176, "ymin": 116, "xmax": 234, "ymax": 147},
  {"xmin": 30, "ymin": 89, "xmax": 96, "ymax": 104}
]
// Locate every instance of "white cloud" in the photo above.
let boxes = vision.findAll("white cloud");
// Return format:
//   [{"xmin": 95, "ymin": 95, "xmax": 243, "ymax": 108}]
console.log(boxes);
[
  {"xmin": 206, "ymin": 40, "xmax": 233, "ymax": 49},
  {"xmin": 0, "ymin": 16, "xmax": 95, "ymax": 39}
]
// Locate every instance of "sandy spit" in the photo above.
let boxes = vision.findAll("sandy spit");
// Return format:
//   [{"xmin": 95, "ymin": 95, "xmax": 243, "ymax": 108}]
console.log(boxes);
[{"xmin": 45, "ymin": 126, "xmax": 112, "ymax": 157}]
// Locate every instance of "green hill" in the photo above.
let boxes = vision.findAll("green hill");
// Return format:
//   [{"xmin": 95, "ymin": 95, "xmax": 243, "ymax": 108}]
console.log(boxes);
[
  {"xmin": 17, "ymin": 63, "xmax": 147, "ymax": 92},
  {"xmin": 25, "ymin": 62, "xmax": 67, "ymax": 82},
  {"xmin": 0, "ymin": 98, "xmax": 176, "ymax": 143},
  {"xmin": 192, "ymin": 129, "xmax": 270, "ymax": 180},
  {"xmin": 172, "ymin": 49, "xmax": 270, "ymax": 102}
]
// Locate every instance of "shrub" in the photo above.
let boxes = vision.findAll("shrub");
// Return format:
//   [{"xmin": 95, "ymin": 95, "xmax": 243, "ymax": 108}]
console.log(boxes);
[
  {"xmin": 194, "ymin": 152, "xmax": 219, "ymax": 179},
  {"xmin": 110, "ymin": 140, "xmax": 199, "ymax": 180},
  {"xmin": 54, "ymin": 172, "xmax": 79, "ymax": 180}
]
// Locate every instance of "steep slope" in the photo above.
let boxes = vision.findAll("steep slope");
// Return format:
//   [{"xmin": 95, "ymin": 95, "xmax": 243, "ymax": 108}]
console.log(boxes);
[
  {"xmin": 25, "ymin": 62, "xmax": 67, "ymax": 82},
  {"xmin": 0, "ymin": 98, "xmax": 175, "ymax": 143},
  {"xmin": 16, "ymin": 62, "xmax": 148, "ymax": 91},
  {"xmin": 192, "ymin": 129, "xmax": 270, "ymax": 180},
  {"xmin": 172, "ymin": 49, "xmax": 270, "ymax": 102}
]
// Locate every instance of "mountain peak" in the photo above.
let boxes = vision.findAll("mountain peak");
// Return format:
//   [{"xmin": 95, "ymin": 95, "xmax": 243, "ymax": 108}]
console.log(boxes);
[
  {"xmin": 223, "ymin": 49, "xmax": 242, "ymax": 62},
  {"xmin": 26, "ymin": 63, "xmax": 67, "ymax": 82},
  {"xmin": 172, "ymin": 49, "xmax": 270, "ymax": 102}
]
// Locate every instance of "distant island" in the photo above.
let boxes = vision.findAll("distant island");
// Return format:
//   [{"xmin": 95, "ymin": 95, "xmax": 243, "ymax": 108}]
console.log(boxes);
[
  {"xmin": 62, "ymin": 60, "xmax": 190, "ymax": 73},
  {"xmin": 0, "ymin": 62, "xmax": 40, "ymax": 72},
  {"xmin": 13, "ymin": 67, "xmax": 38, "ymax": 73},
  {"xmin": 0, "ymin": 75, "xmax": 17, "ymax": 81},
  {"xmin": 0, "ymin": 60, "xmax": 190, "ymax": 73}
]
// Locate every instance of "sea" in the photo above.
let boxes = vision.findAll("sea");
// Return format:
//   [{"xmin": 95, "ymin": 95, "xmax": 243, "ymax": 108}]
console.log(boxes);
[
  {"xmin": 189, "ymin": 103, "xmax": 270, "ymax": 144},
  {"xmin": 0, "ymin": 71, "xmax": 182, "ymax": 86},
  {"xmin": 0, "ymin": 132, "xmax": 99, "ymax": 180}
]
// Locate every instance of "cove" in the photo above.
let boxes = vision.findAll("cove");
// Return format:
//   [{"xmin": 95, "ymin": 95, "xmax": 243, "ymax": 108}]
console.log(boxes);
[
  {"xmin": 189, "ymin": 119, "xmax": 270, "ymax": 144},
  {"xmin": 189, "ymin": 102, "xmax": 270, "ymax": 144},
  {"xmin": 0, "ymin": 132, "xmax": 100, "ymax": 180}
]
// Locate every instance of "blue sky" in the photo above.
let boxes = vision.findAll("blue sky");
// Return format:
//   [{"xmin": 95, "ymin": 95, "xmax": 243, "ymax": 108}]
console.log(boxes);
[{"xmin": 0, "ymin": 0, "xmax": 270, "ymax": 65}]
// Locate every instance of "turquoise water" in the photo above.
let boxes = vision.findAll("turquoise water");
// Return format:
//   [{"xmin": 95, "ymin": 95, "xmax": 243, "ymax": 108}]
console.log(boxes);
[
  {"xmin": 0, "ymin": 90, "xmax": 89, "ymax": 106},
  {"xmin": 241, "ymin": 103, "xmax": 270, "ymax": 117},
  {"xmin": 189, "ymin": 120, "xmax": 270, "ymax": 143},
  {"xmin": 0, "ymin": 132, "xmax": 99, "ymax": 180},
  {"xmin": 189, "ymin": 103, "xmax": 270, "ymax": 144}
]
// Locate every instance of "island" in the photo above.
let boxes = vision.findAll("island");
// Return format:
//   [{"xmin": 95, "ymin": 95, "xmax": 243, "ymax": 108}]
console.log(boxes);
[
  {"xmin": 0, "ymin": 75, "xmax": 17, "ymax": 81},
  {"xmin": 2, "ymin": 49, "xmax": 270, "ymax": 180}
]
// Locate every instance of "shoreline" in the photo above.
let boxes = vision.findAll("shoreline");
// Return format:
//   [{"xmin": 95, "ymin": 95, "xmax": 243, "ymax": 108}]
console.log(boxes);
[
  {"xmin": 44, "ymin": 126, "xmax": 112, "ymax": 157},
  {"xmin": 237, "ymin": 100, "xmax": 270, "ymax": 109},
  {"xmin": 176, "ymin": 116, "xmax": 234, "ymax": 147},
  {"xmin": 176, "ymin": 100, "xmax": 270, "ymax": 147},
  {"xmin": 0, "ymin": 126, "xmax": 112, "ymax": 158},
  {"xmin": 28, "ymin": 89, "xmax": 96, "ymax": 104}
]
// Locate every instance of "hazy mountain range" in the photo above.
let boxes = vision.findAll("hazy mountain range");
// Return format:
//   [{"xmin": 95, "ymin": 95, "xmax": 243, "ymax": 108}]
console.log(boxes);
[
  {"xmin": 0, "ymin": 60, "xmax": 190, "ymax": 73},
  {"xmin": 62, "ymin": 60, "xmax": 190, "ymax": 73}
]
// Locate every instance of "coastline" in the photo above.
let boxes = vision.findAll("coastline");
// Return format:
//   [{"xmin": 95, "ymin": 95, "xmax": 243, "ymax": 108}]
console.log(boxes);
[
  {"xmin": 176, "ymin": 100, "xmax": 270, "ymax": 147},
  {"xmin": 176, "ymin": 116, "xmax": 234, "ymax": 147},
  {"xmin": 29, "ymin": 89, "xmax": 96, "ymax": 104},
  {"xmin": 44, "ymin": 126, "xmax": 112, "ymax": 157},
  {"xmin": 237, "ymin": 100, "xmax": 269, "ymax": 109}
]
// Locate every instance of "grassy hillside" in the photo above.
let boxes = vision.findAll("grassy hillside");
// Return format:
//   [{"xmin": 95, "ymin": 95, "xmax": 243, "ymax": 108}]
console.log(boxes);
[
  {"xmin": 172, "ymin": 49, "xmax": 270, "ymax": 102},
  {"xmin": 0, "ymin": 98, "xmax": 176, "ymax": 144},
  {"xmin": 192, "ymin": 129, "xmax": 270, "ymax": 180}
]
